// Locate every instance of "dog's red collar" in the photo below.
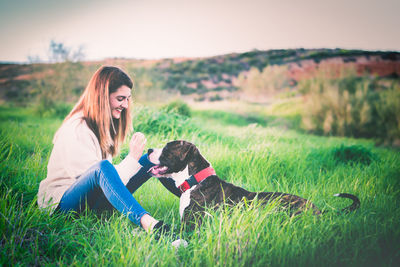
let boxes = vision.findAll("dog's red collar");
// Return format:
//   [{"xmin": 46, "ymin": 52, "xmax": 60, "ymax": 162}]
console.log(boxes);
[{"xmin": 178, "ymin": 166, "xmax": 216, "ymax": 193}]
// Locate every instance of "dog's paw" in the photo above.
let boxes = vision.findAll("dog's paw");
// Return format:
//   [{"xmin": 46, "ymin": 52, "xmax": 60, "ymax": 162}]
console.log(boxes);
[
  {"xmin": 171, "ymin": 239, "xmax": 188, "ymax": 248},
  {"xmin": 152, "ymin": 220, "xmax": 171, "ymax": 239}
]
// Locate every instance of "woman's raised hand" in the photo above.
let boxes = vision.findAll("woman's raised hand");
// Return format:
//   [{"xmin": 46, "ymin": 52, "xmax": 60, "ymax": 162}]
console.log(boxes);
[{"xmin": 128, "ymin": 132, "xmax": 147, "ymax": 160}]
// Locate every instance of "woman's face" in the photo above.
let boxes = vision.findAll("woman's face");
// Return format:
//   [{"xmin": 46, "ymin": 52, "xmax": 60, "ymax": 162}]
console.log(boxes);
[{"xmin": 109, "ymin": 85, "xmax": 131, "ymax": 119}]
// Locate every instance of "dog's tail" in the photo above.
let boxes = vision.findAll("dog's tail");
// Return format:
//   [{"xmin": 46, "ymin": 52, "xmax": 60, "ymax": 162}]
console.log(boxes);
[{"xmin": 333, "ymin": 193, "xmax": 360, "ymax": 213}]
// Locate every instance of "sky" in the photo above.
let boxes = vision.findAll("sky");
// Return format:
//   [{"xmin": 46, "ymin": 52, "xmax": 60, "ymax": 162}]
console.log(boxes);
[{"xmin": 0, "ymin": 0, "xmax": 399, "ymax": 63}]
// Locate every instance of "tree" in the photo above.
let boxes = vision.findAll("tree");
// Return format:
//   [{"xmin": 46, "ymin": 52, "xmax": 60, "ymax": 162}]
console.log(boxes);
[
  {"xmin": 48, "ymin": 40, "xmax": 85, "ymax": 63},
  {"xmin": 27, "ymin": 40, "xmax": 85, "ymax": 63},
  {"xmin": 28, "ymin": 40, "xmax": 88, "ymax": 116}
]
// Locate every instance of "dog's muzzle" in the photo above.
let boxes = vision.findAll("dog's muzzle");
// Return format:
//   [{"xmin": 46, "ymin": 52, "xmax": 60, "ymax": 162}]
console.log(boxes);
[{"xmin": 148, "ymin": 165, "xmax": 169, "ymax": 177}]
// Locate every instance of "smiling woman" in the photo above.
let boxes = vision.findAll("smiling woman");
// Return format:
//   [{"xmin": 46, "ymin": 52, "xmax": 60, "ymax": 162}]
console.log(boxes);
[
  {"xmin": 67, "ymin": 66, "xmax": 134, "ymax": 157},
  {"xmin": 109, "ymin": 85, "xmax": 131, "ymax": 120},
  {"xmin": 36, "ymin": 66, "xmax": 183, "ymax": 244}
]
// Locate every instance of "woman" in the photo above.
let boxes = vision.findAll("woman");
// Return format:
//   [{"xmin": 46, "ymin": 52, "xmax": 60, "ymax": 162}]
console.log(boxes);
[{"xmin": 37, "ymin": 66, "xmax": 175, "ymax": 235}]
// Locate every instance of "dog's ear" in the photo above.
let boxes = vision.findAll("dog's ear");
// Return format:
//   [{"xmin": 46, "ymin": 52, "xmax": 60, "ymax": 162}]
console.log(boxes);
[{"xmin": 178, "ymin": 143, "xmax": 197, "ymax": 163}]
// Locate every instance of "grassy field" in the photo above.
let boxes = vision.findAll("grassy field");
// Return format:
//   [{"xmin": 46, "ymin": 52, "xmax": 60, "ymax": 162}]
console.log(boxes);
[{"xmin": 1, "ymin": 102, "xmax": 399, "ymax": 266}]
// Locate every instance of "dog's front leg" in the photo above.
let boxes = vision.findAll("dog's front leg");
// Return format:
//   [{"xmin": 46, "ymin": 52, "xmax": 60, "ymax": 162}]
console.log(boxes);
[{"xmin": 182, "ymin": 201, "xmax": 207, "ymax": 231}]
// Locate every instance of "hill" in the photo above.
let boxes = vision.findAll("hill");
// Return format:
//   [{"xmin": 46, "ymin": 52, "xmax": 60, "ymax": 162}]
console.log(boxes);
[{"xmin": 0, "ymin": 48, "xmax": 399, "ymax": 103}]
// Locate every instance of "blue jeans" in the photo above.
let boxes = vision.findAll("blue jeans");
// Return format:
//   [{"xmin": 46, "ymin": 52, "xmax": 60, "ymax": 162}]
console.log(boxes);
[{"xmin": 57, "ymin": 154, "xmax": 155, "ymax": 226}]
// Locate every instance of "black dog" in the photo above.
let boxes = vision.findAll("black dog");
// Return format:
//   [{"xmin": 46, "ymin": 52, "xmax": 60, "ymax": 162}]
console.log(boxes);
[{"xmin": 149, "ymin": 140, "xmax": 360, "ymax": 228}]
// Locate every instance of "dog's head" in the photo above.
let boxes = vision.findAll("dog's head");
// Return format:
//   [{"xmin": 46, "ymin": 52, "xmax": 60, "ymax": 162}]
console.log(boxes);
[{"xmin": 148, "ymin": 140, "xmax": 209, "ymax": 178}]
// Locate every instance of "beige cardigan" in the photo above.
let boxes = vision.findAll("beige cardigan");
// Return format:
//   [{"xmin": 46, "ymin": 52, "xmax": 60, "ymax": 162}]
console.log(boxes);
[{"xmin": 37, "ymin": 112, "xmax": 142, "ymax": 211}]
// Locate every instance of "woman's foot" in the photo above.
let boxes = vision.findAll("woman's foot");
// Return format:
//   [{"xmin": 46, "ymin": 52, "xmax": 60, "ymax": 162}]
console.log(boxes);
[
  {"xmin": 140, "ymin": 214, "xmax": 159, "ymax": 232},
  {"xmin": 140, "ymin": 214, "xmax": 188, "ymax": 248}
]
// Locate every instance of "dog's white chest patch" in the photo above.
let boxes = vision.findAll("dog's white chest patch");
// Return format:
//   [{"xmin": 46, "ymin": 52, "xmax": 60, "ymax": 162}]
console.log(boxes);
[
  {"xmin": 169, "ymin": 165, "xmax": 196, "ymax": 219},
  {"xmin": 179, "ymin": 187, "xmax": 195, "ymax": 219}
]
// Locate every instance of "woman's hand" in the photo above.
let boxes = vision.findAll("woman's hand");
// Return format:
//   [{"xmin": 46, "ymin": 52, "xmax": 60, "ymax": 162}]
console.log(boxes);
[{"xmin": 128, "ymin": 132, "xmax": 146, "ymax": 161}]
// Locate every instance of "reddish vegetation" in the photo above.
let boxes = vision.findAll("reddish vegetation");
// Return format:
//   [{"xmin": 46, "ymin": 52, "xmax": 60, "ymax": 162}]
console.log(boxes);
[{"xmin": 287, "ymin": 56, "xmax": 400, "ymax": 81}]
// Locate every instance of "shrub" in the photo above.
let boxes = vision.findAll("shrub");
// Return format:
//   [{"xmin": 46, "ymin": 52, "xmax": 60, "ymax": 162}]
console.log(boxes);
[
  {"xmin": 133, "ymin": 106, "xmax": 192, "ymax": 136},
  {"xmin": 299, "ymin": 65, "xmax": 400, "ymax": 145},
  {"xmin": 237, "ymin": 65, "xmax": 291, "ymax": 95},
  {"xmin": 161, "ymin": 99, "xmax": 192, "ymax": 117},
  {"xmin": 209, "ymin": 94, "xmax": 223, "ymax": 102},
  {"xmin": 374, "ymin": 83, "xmax": 400, "ymax": 145},
  {"xmin": 33, "ymin": 99, "xmax": 72, "ymax": 119},
  {"xmin": 332, "ymin": 145, "xmax": 376, "ymax": 165}
]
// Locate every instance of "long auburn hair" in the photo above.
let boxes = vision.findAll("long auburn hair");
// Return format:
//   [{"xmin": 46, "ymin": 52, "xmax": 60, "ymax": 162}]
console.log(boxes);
[{"xmin": 66, "ymin": 66, "xmax": 133, "ymax": 158}]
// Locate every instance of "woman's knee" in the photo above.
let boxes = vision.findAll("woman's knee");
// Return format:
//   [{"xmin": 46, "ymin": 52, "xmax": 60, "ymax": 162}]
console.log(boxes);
[
  {"xmin": 87, "ymin": 159, "xmax": 112, "ymax": 173},
  {"xmin": 99, "ymin": 159, "xmax": 113, "ymax": 170},
  {"xmin": 87, "ymin": 160, "xmax": 119, "ymax": 183},
  {"xmin": 96, "ymin": 160, "xmax": 122, "ymax": 184}
]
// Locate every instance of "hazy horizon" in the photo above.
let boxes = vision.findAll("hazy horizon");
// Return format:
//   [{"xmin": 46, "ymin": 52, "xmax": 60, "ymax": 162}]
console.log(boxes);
[{"xmin": 1, "ymin": 0, "xmax": 399, "ymax": 63}]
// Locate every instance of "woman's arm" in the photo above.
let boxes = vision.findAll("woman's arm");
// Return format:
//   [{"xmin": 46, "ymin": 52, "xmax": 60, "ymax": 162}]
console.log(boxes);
[{"xmin": 114, "ymin": 132, "xmax": 146, "ymax": 185}]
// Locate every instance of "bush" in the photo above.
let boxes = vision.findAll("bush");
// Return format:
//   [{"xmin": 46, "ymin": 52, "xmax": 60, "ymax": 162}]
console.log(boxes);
[
  {"xmin": 132, "ymin": 106, "xmax": 192, "ymax": 136},
  {"xmin": 237, "ymin": 65, "xmax": 291, "ymax": 95},
  {"xmin": 209, "ymin": 94, "xmax": 223, "ymax": 102},
  {"xmin": 299, "ymin": 65, "xmax": 400, "ymax": 145},
  {"xmin": 161, "ymin": 99, "xmax": 192, "ymax": 117},
  {"xmin": 374, "ymin": 83, "xmax": 400, "ymax": 145},
  {"xmin": 33, "ymin": 100, "xmax": 72, "ymax": 119},
  {"xmin": 332, "ymin": 145, "xmax": 376, "ymax": 165}
]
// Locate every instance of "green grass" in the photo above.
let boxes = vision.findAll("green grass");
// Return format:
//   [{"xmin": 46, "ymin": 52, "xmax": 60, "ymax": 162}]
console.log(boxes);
[{"xmin": 1, "ymin": 103, "xmax": 399, "ymax": 266}]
